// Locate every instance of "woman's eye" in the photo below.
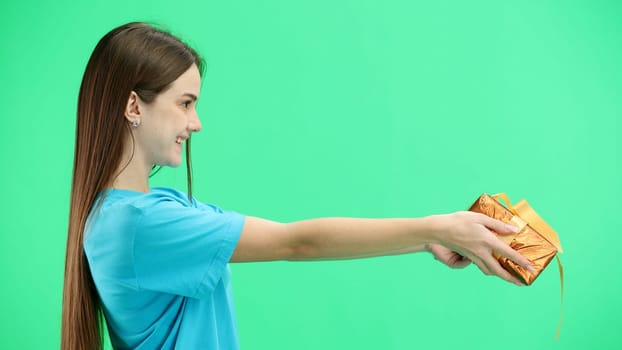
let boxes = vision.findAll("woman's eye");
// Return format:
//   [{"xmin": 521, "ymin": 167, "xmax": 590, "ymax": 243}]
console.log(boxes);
[{"xmin": 182, "ymin": 101, "xmax": 191, "ymax": 109}]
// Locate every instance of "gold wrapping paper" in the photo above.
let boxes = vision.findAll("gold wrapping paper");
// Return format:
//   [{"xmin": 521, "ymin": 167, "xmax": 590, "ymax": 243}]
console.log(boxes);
[{"xmin": 468, "ymin": 193, "xmax": 562, "ymax": 285}]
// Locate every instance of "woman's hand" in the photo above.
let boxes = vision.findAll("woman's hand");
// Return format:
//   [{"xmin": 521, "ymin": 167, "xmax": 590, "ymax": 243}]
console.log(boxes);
[
  {"xmin": 425, "ymin": 243, "xmax": 471, "ymax": 269},
  {"xmin": 426, "ymin": 211, "xmax": 535, "ymax": 286}
]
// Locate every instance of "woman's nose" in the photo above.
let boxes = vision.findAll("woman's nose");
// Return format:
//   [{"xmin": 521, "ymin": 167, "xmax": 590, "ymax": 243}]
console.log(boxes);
[{"xmin": 188, "ymin": 113, "xmax": 202, "ymax": 132}]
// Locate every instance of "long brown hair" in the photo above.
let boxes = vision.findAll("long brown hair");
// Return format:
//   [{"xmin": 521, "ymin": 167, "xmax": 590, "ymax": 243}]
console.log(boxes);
[{"xmin": 62, "ymin": 22, "xmax": 204, "ymax": 349}]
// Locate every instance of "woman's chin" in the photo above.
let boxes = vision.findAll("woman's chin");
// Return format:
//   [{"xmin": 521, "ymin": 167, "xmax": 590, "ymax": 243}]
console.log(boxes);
[{"xmin": 160, "ymin": 158, "xmax": 182, "ymax": 168}]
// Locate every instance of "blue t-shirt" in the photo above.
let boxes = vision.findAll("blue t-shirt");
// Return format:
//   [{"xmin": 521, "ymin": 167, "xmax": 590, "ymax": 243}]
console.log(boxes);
[{"xmin": 84, "ymin": 187, "xmax": 245, "ymax": 349}]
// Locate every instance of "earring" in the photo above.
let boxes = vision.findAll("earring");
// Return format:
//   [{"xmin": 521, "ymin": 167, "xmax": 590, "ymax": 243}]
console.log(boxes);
[{"xmin": 131, "ymin": 120, "xmax": 139, "ymax": 128}]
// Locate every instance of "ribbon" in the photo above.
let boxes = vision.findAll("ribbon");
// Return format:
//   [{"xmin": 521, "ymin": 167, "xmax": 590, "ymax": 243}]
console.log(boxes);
[{"xmin": 492, "ymin": 193, "xmax": 564, "ymax": 340}]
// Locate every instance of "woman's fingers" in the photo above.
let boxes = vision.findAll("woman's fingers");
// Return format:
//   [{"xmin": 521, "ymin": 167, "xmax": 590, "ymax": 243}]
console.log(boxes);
[
  {"xmin": 490, "ymin": 238, "xmax": 536, "ymax": 273},
  {"xmin": 428, "ymin": 244, "xmax": 472, "ymax": 268},
  {"xmin": 483, "ymin": 255, "xmax": 525, "ymax": 286},
  {"xmin": 471, "ymin": 256, "xmax": 492, "ymax": 276},
  {"xmin": 475, "ymin": 212, "xmax": 518, "ymax": 235},
  {"xmin": 473, "ymin": 253, "xmax": 524, "ymax": 286},
  {"xmin": 471, "ymin": 212, "xmax": 536, "ymax": 274}
]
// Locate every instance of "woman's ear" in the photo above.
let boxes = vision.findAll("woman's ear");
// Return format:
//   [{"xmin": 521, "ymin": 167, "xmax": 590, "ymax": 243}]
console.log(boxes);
[{"xmin": 124, "ymin": 91, "xmax": 141, "ymax": 123}]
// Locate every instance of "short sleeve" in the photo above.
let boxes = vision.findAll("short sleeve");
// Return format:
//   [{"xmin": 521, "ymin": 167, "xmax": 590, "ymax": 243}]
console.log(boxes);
[{"xmin": 132, "ymin": 194, "xmax": 245, "ymax": 299}]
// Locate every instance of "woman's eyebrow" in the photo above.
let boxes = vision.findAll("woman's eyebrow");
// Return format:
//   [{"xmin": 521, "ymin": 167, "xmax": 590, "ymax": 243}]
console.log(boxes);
[{"xmin": 181, "ymin": 93, "xmax": 198, "ymax": 101}]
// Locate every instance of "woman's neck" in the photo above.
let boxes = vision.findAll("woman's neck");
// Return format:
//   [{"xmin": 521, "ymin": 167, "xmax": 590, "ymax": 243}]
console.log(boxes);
[{"xmin": 109, "ymin": 145, "xmax": 152, "ymax": 193}]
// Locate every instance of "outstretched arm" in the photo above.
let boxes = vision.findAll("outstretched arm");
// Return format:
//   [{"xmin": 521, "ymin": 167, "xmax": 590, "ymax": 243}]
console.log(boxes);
[{"xmin": 231, "ymin": 211, "xmax": 535, "ymax": 285}]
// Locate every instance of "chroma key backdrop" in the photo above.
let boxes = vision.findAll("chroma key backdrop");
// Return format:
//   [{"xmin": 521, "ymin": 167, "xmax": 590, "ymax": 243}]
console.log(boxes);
[{"xmin": 0, "ymin": 0, "xmax": 619, "ymax": 349}]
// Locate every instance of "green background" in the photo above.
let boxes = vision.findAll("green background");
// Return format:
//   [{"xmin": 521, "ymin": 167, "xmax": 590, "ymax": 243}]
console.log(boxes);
[{"xmin": 1, "ymin": 0, "xmax": 620, "ymax": 349}]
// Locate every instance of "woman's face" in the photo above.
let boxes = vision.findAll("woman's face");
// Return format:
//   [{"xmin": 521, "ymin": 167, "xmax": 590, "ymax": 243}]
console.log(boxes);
[{"xmin": 133, "ymin": 64, "xmax": 202, "ymax": 168}]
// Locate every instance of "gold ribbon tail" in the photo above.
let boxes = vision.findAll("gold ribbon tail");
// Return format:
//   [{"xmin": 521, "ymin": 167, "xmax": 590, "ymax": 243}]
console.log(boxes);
[{"xmin": 555, "ymin": 255, "xmax": 564, "ymax": 341}]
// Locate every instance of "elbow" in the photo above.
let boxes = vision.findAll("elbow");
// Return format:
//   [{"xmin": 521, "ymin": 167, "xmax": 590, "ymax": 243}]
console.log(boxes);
[
  {"xmin": 282, "ymin": 223, "xmax": 319, "ymax": 261},
  {"xmin": 286, "ymin": 242, "xmax": 319, "ymax": 261}
]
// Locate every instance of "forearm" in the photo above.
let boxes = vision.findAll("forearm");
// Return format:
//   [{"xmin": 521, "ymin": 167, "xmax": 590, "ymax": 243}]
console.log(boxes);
[{"xmin": 285, "ymin": 217, "xmax": 435, "ymax": 260}]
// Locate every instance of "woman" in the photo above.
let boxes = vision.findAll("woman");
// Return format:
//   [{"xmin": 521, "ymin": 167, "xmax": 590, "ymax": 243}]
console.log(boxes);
[{"xmin": 61, "ymin": 22, "xmax": 534, "ymax": 350}]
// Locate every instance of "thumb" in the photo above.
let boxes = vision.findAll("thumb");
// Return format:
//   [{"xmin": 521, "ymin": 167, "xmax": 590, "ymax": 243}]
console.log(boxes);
[{"xmin": 451, "ymin": 256, "xmax": 472, "ymax": 268}]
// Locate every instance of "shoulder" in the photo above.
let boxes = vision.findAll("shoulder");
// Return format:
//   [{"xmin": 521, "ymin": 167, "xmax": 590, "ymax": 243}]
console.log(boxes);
[
  {"xmin": 133, "ymin": 187, "xmax": 191, "ymax": 209},
  {"xmin": 109, "ymin": 187, "xmax": 242, "ymax": 230},
  {"xmin": 95, "ymin": 187, "xmax": 195, "ymax": 213},
  {"xmin": 87, "ymin": 187, "xmax": 242, "ymax": 239},
  {"xmin": 86, "ymin": 188, "xmax": 190, "ymax": 237}
]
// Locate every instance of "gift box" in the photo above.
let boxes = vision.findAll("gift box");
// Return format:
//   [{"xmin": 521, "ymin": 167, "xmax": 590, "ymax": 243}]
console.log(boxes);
[{"xmin": 468, "ymin": 193, "xmax": 563, "ymax": 285}]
